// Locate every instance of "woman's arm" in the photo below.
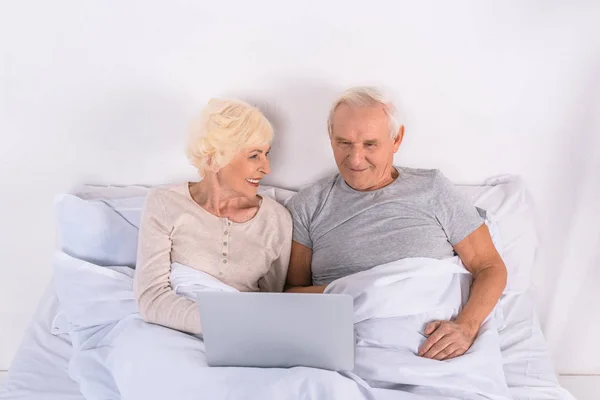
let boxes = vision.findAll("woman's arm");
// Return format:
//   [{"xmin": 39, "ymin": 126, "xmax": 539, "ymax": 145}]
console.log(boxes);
[
  {"xmin": 259, "ymin": 225, "xmax": 292, "ymax": 292},
  {"xmin": 134, "ymin": 190, "xmax": 201, "ymax": 334}
]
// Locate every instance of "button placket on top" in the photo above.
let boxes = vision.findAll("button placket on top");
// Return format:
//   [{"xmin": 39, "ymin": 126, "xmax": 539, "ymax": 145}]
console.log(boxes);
[{"xmin": 220, "ymin": 219, "xmax": 231, "ymax": 275}]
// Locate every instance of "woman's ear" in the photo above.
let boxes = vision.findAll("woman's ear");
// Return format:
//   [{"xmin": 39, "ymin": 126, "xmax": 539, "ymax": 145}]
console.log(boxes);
[{"xmin": 206, "ymin": 156, "xmax": 220, "ymax": 173}]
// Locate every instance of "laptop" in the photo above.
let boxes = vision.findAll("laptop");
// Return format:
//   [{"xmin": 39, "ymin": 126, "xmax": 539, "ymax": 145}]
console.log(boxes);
[{"xmin": 196, "ymin": 292, "xmax": 355, "ymax": 371}]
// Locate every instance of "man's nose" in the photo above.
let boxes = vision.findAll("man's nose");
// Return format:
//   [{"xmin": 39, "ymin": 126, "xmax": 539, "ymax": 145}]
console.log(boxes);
[{"xmin": 348, "ymin": 146, "xmax": 365, "ymax": 167}]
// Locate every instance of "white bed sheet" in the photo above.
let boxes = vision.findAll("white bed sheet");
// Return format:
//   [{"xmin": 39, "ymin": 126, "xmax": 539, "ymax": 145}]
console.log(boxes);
[
  {"xmin": 0, "ymin": 180, "xmax": 575, "ymax": 399},
  {"xmin": 0, "ymin": 284, "xmax": 83, "ymax": 400},
  {"xmin": 498, "ymin": 292, "xmax": 575, "ymax": 399},
  {"xmin": 1, "ymin": 283, "xmax": 575, "ymax": 400}
]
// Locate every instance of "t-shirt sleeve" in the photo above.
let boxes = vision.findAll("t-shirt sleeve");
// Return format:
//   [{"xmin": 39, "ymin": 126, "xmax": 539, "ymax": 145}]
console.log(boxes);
[
  {"xmin": 432, "ymin": 171, "xmax": 484, "ymax": 245},
  {"xmin": 286, "ymin": 194, "xmax": 313, "ymax": 249}
]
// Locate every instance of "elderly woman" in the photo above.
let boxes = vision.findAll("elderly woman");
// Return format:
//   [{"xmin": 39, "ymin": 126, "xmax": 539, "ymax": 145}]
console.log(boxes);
[{"xmin": 134, "ymin": 99, "xmax": 292, "ymax": 334}]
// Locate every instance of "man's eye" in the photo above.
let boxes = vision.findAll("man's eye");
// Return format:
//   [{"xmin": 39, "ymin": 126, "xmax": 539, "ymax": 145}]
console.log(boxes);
[{"xmin": 365, "ymin": 143, "xmax": 375, "ymax": 148}]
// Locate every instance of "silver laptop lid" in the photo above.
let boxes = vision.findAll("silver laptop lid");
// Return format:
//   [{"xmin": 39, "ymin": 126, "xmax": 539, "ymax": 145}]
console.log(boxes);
[{"xmin": 196, "ymin": 292, "xmax": 355, "ymax": 371}]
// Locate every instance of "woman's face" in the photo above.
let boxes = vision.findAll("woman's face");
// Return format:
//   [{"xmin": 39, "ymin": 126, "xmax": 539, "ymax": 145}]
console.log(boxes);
[{"xmin": 217, "ymin": 144, "xmax": 271, "ymax": 198}]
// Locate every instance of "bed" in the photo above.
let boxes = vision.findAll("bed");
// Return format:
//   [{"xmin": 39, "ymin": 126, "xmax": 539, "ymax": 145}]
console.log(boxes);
[{"xmin": 0, "ymin": 178, "xmax": 576, "ymax": 400}]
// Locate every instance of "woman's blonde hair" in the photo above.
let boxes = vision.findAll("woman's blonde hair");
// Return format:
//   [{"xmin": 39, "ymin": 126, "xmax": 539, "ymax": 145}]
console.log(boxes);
[{"xmin": 186, "ymin": 99, "xmax": 273, "ymax": 177}]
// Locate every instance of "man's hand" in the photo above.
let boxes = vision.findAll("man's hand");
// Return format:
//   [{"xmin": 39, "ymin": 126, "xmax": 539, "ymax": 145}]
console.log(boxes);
[
  {"xmin": 285, "ymin": 284, "xmax": 328, "ymax": 294},
  {"xmin": 418, "ymin": 320, "xmax": 477, "ymax": 360}
]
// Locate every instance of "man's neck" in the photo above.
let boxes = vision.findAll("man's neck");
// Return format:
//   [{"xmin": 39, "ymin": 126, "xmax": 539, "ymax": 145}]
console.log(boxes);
[{"xmin": 360, "ymin": 167, "xmax": 399, "ymax": 191}]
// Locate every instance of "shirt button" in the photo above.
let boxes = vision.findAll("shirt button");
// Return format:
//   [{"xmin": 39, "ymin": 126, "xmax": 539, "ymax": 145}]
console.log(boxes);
[
  {"xmin": 228, "ymin": 222, "xmax": 232, "ymax": 226},
  {"xmin": 222, "ymin": 252, "xmax": 227, "ymax": 257},
  {"xmin": 223, "ymin": 242, "xmax": 227, "ymax": 246},
  {"xmin": 223, "ymin": 259, "xmax": 227, "ymax": 264},
  {"xmin": 224, "ymin": 231, "xmax": 229, "ymax": 235}
]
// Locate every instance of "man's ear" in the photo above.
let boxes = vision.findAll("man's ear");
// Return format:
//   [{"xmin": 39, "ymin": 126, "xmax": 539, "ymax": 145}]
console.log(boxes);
[{"xmin": 393, "ymin": 125, "xmax": 405, "ymax": 152}]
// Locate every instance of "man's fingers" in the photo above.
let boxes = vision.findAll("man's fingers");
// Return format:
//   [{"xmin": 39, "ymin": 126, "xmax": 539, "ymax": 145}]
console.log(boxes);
[
  {"xmin": 418, "ymin": 328, "xmax": 447, "ymax": 356},
  {"xmin": 418, "ymin": 320, "xmax": 474, "ymax": 360},
  {"xmin": 418, "ymin": 337, "xmax": 435, "ymax": 356},
  {"xmin": 433, "ymin": 343, "xmax": 458, "ymax": 360},
  {"xmin": 445, "ymin": 348, "xmax": 465, "ymax": 360},
  {"xmin": 424, "ymin": 321, "xmax": 441, "ymax": 336},
  {"xmin": 422, "ymin": 336, "xmax": 455, "ymax": 359}
]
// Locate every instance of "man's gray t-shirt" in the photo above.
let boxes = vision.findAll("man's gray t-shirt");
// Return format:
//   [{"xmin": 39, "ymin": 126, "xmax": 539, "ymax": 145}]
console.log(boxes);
[{"xmin": 286, "ymin": 167, "xmax": 484, "ymax": 285}]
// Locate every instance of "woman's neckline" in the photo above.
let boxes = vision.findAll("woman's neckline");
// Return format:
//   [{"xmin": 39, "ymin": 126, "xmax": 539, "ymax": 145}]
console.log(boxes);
[{"xmin": 185, "ymin": 182, "xmax": 264, "ymax": 225}]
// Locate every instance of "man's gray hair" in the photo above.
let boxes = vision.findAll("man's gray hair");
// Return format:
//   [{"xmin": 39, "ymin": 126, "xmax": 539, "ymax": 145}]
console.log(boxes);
[{"xmin": 327, "ymin": 86, "xmax": 401, "ymax": 139}]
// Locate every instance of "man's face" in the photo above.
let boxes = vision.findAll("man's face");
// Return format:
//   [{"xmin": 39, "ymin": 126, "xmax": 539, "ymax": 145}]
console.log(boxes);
[{"xmin": 330, "ymin": 104, "xmax": 403, "ymax": 191}]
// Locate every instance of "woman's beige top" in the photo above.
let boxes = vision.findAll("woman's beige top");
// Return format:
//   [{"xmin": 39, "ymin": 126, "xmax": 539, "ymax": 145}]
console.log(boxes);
[{"xmin": 134, "ymin": 183, "xmax": 293, "ymax": 334}]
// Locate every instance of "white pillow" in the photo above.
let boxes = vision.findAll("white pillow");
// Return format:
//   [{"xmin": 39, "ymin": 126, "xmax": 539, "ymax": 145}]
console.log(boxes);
[
  {"xmin": 56, "ymin": 178, "xmax": 537, "ymax": 293},
  {"xmin": 455, "ymin": 176, "xmax": 538, "ymax": 293},
  {"xmin": 54, "ymin": 185, "xmax": 287, "ymax": 267},
  {"xmin": 54, "ymin": 194, "xmax": 140, "ymax": 267}
]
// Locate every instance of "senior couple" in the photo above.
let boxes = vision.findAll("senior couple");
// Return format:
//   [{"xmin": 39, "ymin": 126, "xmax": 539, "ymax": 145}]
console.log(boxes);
[{"xmin": 134, "ymin": 86, "xmax": 507, "ymax": 362}]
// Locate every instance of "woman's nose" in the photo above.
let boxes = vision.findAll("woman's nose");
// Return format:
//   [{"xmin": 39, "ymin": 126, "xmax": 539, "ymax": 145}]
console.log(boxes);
[{"xmin": 261, "ymin": 157, "xmax": 271, "ymax": 175}]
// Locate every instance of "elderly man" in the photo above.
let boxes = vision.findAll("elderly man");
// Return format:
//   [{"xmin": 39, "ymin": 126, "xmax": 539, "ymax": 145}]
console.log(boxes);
[{"xmin": 285, "ymin": 86, "xmax": 507, "ymax": 361}]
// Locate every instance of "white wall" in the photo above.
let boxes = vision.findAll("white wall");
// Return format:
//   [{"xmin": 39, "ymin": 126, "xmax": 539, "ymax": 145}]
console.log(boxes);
[{"xmin": 1, "ymin": 1, "xmax": 599, "ymax": 373}]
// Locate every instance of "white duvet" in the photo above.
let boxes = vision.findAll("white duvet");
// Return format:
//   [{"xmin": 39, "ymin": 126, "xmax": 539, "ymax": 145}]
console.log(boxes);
[{"xmin": 52, "ymin": 251, "xmax": 512, "ymax": 400}]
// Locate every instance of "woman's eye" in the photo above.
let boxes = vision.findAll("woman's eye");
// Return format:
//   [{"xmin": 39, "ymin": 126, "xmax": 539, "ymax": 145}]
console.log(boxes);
[{"xmin": 249, "ymin": 154, "xmax": 258, "ymax": 159}]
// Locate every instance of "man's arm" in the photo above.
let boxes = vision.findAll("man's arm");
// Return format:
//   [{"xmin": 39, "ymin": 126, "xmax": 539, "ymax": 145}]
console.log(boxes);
[
  {"xmin": 284, "ymin": 241, "xmax": 328, "ymax": 294},
  {"xmin": 419, "ymin": 224, "xmax": 507, "ymax": 360}
]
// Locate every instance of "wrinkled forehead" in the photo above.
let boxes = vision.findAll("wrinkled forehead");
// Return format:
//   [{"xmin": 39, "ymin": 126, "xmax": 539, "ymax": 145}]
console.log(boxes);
[{"xmin": 332, "ymin": 103, "xmax": 390, "ymax": 139}]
